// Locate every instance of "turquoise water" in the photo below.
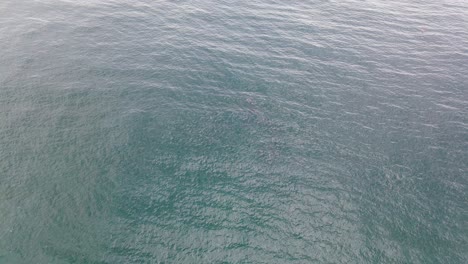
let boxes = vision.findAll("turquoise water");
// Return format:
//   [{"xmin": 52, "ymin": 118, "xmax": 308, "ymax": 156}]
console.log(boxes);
[{"xmin": 1, "ymin": 0, "xmax": 467, "ymax": 263}]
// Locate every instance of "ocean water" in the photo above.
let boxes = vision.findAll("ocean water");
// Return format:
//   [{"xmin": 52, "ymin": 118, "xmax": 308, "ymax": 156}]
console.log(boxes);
[{"xmin": 1, "ymin": 0, "xmax": 467, "ymax": 263}]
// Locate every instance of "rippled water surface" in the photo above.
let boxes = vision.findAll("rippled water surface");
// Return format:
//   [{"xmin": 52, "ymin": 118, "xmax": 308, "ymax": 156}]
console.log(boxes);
[{"xmin": 1, "ymin": 0, "xmax": 467, "ymax": 263}]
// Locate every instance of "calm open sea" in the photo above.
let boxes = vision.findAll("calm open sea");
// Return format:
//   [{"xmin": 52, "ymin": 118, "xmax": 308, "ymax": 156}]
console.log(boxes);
[{"xmin": 1, "ymin": 0, "xmax": 467, "ymax": 263}]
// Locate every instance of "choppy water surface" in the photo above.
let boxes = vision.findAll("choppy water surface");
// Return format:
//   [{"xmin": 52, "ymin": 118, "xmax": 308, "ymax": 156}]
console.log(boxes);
[{"xmin": 1, "ymin": 0, "xmax": 467, "ymax": 263}]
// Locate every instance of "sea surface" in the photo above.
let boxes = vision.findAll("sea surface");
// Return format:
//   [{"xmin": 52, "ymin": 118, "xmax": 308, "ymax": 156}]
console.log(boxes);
[{"xmin": 1, "ymin": 0, "xmax": 467, "ymax": 263}]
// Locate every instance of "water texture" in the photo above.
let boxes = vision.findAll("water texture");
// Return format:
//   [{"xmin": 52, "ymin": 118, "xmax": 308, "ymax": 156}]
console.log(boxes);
[{"xmin": 1, "ymin": 0, "xmax": 467, "ymax": 263}]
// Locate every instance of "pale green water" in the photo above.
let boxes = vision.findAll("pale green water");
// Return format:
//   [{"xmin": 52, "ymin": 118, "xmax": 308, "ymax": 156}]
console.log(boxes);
[{"xmin": 0, "ymin": 0, "xmax": 467, "ymax": 263}]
